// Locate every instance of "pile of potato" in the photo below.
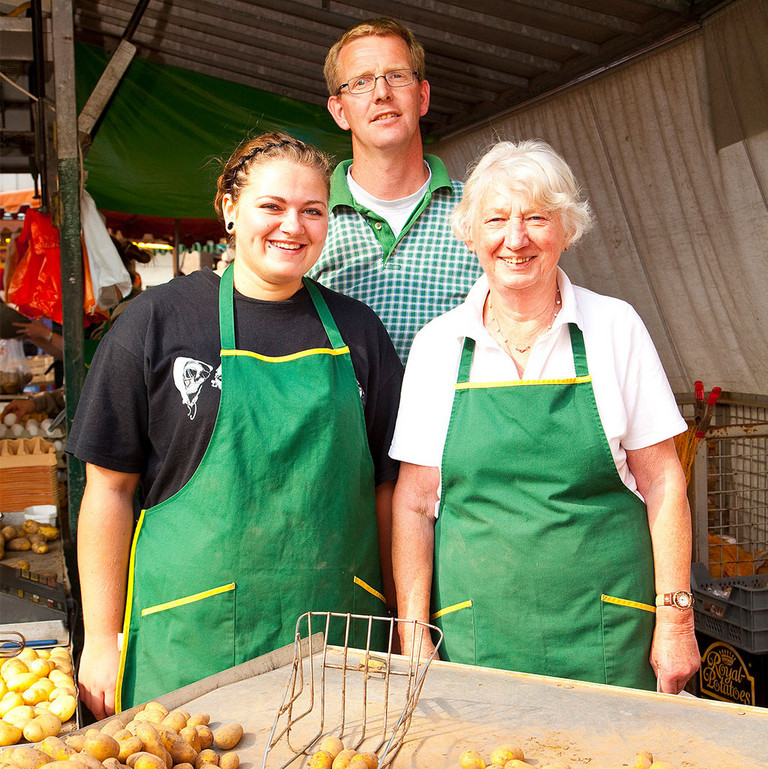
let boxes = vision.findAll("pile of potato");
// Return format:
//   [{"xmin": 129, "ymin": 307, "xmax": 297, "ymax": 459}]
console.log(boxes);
[
  {"xmin": 458, "ymin": 746, "xmax": 679, "ymax": 769},
  {"xmin": 0, "ymin": 702, "xmax": 244, "ymax": 769},
  {"xmin": 308, "ymin": 736, "xmax": 379, "ymax": 769},
  {"xmin": 0, "ymin": 520, "xmax": 60, "ymax": 560},
  {"xmin": 0, "ymin": 647, "xmax": 77, "ymax": 746}
]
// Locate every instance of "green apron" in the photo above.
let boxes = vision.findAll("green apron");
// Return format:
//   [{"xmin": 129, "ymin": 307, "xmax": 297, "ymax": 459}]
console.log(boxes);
[
  {"xmin": 116, "ymin": 265, "xmax": 385, "ymax": 710},
  {"xmin": 432, "ymin": 325, "xmax": 657, "ymax": 690}
]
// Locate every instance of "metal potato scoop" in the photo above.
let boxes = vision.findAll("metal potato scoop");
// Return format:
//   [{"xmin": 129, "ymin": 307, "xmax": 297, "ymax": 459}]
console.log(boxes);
[{"xmin": 262, "ymin": 612, "xmax": 442, "ymax": 769}]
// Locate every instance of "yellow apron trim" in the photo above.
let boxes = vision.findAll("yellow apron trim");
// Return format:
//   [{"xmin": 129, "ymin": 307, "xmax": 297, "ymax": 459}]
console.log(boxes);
[
  {"xmin": 141, "ymin": 583, "xmax": 236, "ymax": 617},
  {"xmin": 115, "ymin": 507, "xmax": 147, "ymax": 713},
  {"xmin": 601, "ymin": 593, "xmax": 656, "ymax": 614},
  {"xmin": 456, "ymin": 375, "xmax": 592, "ymax": 391},
  {"xmin": 431, "ymin": 599, "xmax": 473, "ymax": 620},
  {"xmin": 221, "ymin": 347, "xmax": 350, "ymax": 363},
  {"xmin": 354, "ymin": 576, "xmax": 386, "ymax": 604}
]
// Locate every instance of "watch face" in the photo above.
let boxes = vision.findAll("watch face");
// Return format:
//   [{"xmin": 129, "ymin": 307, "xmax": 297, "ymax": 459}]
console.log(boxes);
[{"xmin": 675, "ymin": 591, "xmax": 693, "ymax": 609}]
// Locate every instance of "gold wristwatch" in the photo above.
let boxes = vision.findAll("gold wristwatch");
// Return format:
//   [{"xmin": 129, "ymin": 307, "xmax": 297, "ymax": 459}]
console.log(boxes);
[{"xmin": 655, "ymin": 591, "xmax": 694, "ymax": 610}]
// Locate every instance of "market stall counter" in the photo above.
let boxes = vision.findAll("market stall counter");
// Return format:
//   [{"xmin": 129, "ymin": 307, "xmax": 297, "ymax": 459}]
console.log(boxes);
[{"xmin": 66, "ymin": 640, "xmax": 767, "ymax": 769}]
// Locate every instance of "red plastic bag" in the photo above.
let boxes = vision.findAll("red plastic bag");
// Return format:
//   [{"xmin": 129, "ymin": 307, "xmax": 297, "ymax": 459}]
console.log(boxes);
[{"xmin": 7, "ymin": 210, "xmax": 63, "ymax": 324}]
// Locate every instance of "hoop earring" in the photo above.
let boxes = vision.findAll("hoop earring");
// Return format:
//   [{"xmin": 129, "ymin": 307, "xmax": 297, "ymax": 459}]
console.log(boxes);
[{"xmin": 226, "ymin": 221, "xmax": 234, "ymax": 232}]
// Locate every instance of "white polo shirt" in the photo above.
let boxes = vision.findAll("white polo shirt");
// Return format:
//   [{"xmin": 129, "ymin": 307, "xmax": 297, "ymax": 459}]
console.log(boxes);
[{"xmin": 389, "ymin": 269, "xmax": 686, "ymax": 499}]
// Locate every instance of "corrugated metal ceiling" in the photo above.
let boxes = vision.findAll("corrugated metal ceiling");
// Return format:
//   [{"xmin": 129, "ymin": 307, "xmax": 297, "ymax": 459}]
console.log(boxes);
[{"xmin": 71, "ymin": 0, "xmax": 730, "ymax": 141}]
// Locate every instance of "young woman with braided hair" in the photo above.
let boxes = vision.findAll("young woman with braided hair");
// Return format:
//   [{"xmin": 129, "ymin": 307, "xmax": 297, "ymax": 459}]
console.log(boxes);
[{"xmin": 71, "ymin": 133, "xmax": 403, "ymax": 716}]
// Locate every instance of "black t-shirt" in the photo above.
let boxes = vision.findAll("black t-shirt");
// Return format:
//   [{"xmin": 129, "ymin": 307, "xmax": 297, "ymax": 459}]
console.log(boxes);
[{"xmin": 67, "ymin": 269, "xmax": 403, "ymax": 508}]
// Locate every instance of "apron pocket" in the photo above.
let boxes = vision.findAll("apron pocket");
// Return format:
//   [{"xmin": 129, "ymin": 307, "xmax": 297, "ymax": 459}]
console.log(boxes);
[
  {"xmin": 431, "ymin": 600, "xmax": 475, "ymax": 665},
  {"xmin": 135, "ymin": 582, "xmax": 237, "ymax": 700},
  {"xmin": 600, "ymin": 593, "xmax": 656, "ymax": 690}
]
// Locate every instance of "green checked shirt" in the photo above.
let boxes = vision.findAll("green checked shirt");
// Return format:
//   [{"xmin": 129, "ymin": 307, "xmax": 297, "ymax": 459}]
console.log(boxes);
[{"xmin": 309, "ymin": 155, "xmax": 482, "ymax": 362}]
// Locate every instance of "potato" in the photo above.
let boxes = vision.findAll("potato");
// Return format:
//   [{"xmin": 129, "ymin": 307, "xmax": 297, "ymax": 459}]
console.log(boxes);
[
  {"xmin": 70, "ymin": 752, "xmax": 108, "ymax": 769},
  {"xmin": 345, "ymin": 758, "xmax": 368, "ymax": 769},
  {"xmin": 7, "ymin": 673, "xmax": 40, "ymax": 694},
  {"xmin": 136, "ymin": 723, "xmax": 172, "ymax": 767},
  {"xmin": 2, "ymin": 525, "xmax": 19, "ymax": 540},
  {"xmin": 541, "ymin": 764, "xmax": 572, "ymax": 769},
  {"xmin": 143, "ymin": 702, "xmax": 169, "ymax": 715},
  {"xmin": 194, "ymin": 725, "xmax": 213, "ymax": 750},
  {"xmin": 113, "ymin": 730, "xmax": 133, "ymax": 742},
  {"xmin": 179, "ymin": 726, "xmax": 201, "ymax": 753},
  {"xmin": 0, "ymin": 748, "xmax": 51, "ymax": 769},
  {"xmin": 161, "ymin": 711, "xmax": 187, "ymax": 732},
  {"xmin": 49, "ymin": 694, "xmax": 78, "ymax": 722},
  {"xmin": 151, "ymin": 724, "xmax": 178, "ymax": 751},
  {"xmin": 174, "ymin": 764, "xmax": 195, "ymax": 769},
  {"xmin": 28, "ymin": 659, "xmax": 55, "ymax": 678},
  {"xmin": 117, "ymin": 736, "xmax": 145, "ymax": 762},
  {"xmin": 356, "ymin": 754, "xmax": 378, "ymax": 769},
  {"xmin": 212, "ymin": 723, "xmax": 243, "ymax": 750},
  {"xmin": 49, "ymin": 685, "xmax": 77, "ymax": 700},
  {"xmin": 504, "ymin": 763, "xmax": 530, "ymax": 769},
  {"xmin": 135, "ymin": 710, "xmax": 164, "ymax": 724},
  {"xmin": 459, "ymin": 751, "xmax": 485, "ymax": 769},
  {"xmin": 41, "ymin": 735, "xmax": 78, "ymax": 760},
  {"xmin": 318, "ymin": 737, "xmax": 344, "ymax": 759},
  {"xmin": 16, "ymin": 649, "xmax": 38, "ymax": 664},
  {"xmin": 22, "ymin": 520, "xmax": 40, "ymax": 535},
  {"xmin": 490, "ymin": 746, "xmax": 524, "ymax": 765},
  {"xmin": 648, "ymin": 764, "xmax": 678, "ymax": 769},
  {"xmin": 22, "ymin": 712, "xmax": 62, "ymax": 742},
  {"xmin": 84, "ymin": 733, "xmax": 122, "ymax": 762},
  {"xmin": 22, "ymin": 680, "xmax": 55, "ymax": 705},
  {"xmin": 331, "ymin": 750, "xmax": 357, "ymax": 769},
  {"xmin": 48, "ymin": 670, "xmax": 75, "ymax": 687},
  {"xmin": 103, "ymin": 759, "xmax": 127, "ymax": 769},
  {"xmin": 194, "ymin": 750, "xmax": 219, "ymax": 769},
  {"xmin": 186, "ymin": 714, "xmax": 209, "ymax": 727},
  {"xmin": 126, "ymin": 753, "xmax": 160, "ymax": 769},
  {"xmin": 3, "ymin": 704, "xmax": 37, "ymax": 728},
  {"xmin": 218, "ymin": 754, "xmax": 238, "ymax": 769},
  {"xmin": 633, "ymin": 752, "xmax": 654, "ymax": 769},
  {"xmin": 1, "ymin": 661, "xmax": 29, "ymax": 682},
  {"xmin": 10, "ymin": 561, "xmax": 31, "ymax": 571},
  {"xmin": 0, "ymin": 721, "xmax": 23, "ymax": 747},
  {"xmin": 168, "ymin": 734, "xmax": 197, "ymax": 765},
  {"xmin": 6, "ymin": 538, "xmax": 31, "ymax": 551},
  {"xmin": 309, "ymin": 752, "xmax": 333, "ymax": 769},
  {"xmin": 38, "ymin": 525, "xmax": 60, "ymax": 541},
  {"xmin": 0, "ymin": 692, "xmax": 25, "ymax": 716},
  {"xmin": 101, "ymin": 720, "xmax": 127, "ymax": 737}
]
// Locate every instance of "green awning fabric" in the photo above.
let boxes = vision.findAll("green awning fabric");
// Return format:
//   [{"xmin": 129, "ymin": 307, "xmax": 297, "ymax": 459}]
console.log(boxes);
[{"xmin": 76, "ymin": 42, "xmax": 352, "ymax": 219}]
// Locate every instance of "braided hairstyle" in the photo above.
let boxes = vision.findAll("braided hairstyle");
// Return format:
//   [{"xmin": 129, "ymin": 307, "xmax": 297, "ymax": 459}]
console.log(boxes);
[{"xmin": 214, "ymin": 132, "xmax": 332, "ymax": 239}]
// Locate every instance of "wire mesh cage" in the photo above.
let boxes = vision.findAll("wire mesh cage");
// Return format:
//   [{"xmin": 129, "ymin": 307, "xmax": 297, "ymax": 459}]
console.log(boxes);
[{"xmin": 262, "ymin": 612, "xmax": 443, "ymax": 769}]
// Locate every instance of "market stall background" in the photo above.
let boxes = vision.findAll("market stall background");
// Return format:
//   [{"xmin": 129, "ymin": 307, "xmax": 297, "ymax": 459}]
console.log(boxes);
[{"xmin": 65, "ymin": 0, "xmax": 768, "ymax": 397}]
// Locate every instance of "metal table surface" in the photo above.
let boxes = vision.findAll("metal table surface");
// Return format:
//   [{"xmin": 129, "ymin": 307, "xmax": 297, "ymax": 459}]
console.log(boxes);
[{"xmin": 94, "ymin": 643, "xmax": 768, "ymax": 769}]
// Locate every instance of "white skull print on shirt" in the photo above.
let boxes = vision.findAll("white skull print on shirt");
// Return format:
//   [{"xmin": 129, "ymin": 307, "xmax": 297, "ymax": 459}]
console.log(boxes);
[{"xmin": 173, "ymin": 357, "xmax": 214, "ymax": 420}]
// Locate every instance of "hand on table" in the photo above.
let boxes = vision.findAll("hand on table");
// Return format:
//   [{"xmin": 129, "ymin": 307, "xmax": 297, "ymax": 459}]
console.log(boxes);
[
  {"xmin": 651, "ymin": 608, "xmax": 700, "ymax": 694},
  {"xmin": 77, "ymin": 636, "xmax": 120, "ymax": 720}
]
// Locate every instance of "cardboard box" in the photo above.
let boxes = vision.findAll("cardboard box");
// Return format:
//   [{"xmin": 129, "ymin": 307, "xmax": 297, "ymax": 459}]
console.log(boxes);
[{"xmin": 0, "ymin": 437, "xmax": 58, "ymax": 511}]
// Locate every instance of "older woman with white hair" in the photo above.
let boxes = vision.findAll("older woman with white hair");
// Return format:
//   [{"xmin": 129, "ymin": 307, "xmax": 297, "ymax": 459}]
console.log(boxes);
[{"xmin": 390, "ymin": 139, "xmax": 699, "ymax": 693}]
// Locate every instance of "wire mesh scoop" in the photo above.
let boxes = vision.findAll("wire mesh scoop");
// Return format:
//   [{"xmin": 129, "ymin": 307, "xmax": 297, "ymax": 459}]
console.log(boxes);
[{"xmin": 262, "ymin": 612, "xmax": 443, "ymax": 769}]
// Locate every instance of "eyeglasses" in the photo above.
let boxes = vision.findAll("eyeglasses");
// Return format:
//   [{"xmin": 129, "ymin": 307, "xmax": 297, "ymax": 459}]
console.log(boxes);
[{"xmin": 337, "ymin": 69, "xmax": 420, "ymax": 95}]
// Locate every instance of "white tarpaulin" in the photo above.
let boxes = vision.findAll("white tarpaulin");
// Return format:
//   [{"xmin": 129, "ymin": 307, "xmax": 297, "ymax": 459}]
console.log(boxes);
[{"xmin": 434, "ymin": 0, "xmax": 768, "ymax": 397}]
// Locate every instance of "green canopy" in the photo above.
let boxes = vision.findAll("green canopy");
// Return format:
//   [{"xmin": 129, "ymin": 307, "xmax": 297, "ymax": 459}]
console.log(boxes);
[{"xmin": 76, "ymin": 43, "xmax": 352, "ymax": 220}]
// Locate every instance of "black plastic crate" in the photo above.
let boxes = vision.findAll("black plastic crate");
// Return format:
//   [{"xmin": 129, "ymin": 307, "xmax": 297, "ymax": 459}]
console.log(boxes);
[{"xmin": 691, "ymin": 562, "xmax": 768, "ymax": 654}]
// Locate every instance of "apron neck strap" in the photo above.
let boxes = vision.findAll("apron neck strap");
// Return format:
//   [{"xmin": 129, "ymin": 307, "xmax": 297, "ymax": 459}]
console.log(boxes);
[
  {"xmin": 456, "ymin": 336, "xmax": 476, "ymax": 384},
  {"xmin": 568, "ymin": 324, "xmax": 588, "ymax": 377},
  {"xmin": 218, "ymin": 267, "xmax": 346, "ymax": 350},
  {"xmin": 303, "ymin": 278, "xmax": 345, "ymax": 349},
  {"xmin": 456, "ymin": 326, "xmax": 587, "ymax": 384},
  {"xmin": 219, "ymin": 263, "xmax": 236, "ymax": 350}
]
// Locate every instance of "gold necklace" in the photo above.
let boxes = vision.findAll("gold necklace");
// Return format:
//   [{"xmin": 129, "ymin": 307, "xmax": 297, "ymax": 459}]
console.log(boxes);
[{"xmin": 488, "ymin": 289, "xmax": 562, "ymax": 355}]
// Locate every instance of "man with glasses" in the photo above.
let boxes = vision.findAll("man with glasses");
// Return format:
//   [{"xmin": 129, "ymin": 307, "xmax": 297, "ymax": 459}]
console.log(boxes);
[{"xmin": 310, "ymin": 18, "xmax": 481, "ymax": 361}]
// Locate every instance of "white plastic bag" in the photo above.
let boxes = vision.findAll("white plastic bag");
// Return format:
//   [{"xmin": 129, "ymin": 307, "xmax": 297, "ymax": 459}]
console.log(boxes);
[
  {"xmin": 81, "ymin": 189, "xmax": 132, "ymax": 312},
  {"xmin": 0, "ymin": 338, "xmax": 32, "ymax": 394}
]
